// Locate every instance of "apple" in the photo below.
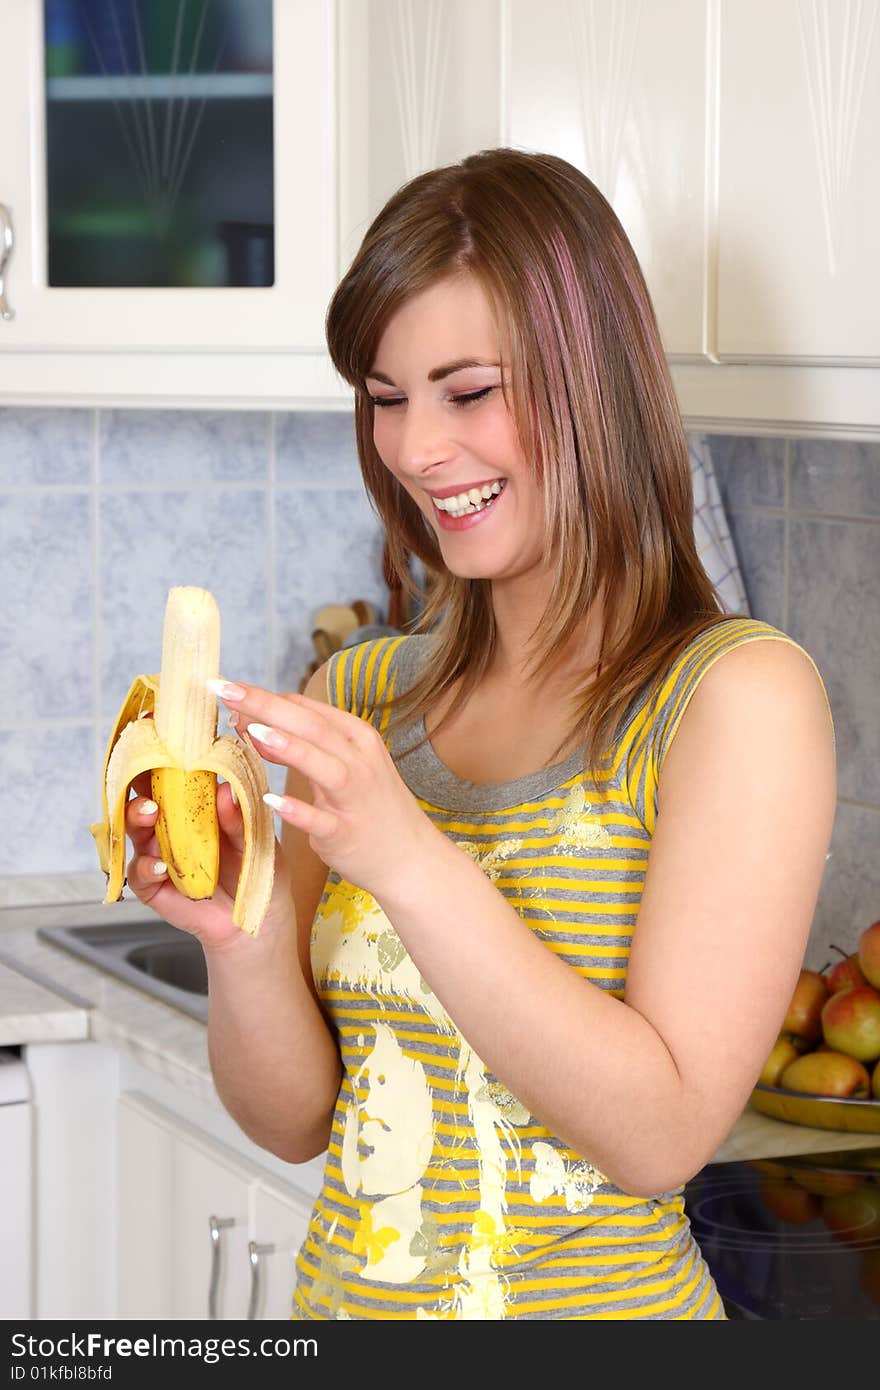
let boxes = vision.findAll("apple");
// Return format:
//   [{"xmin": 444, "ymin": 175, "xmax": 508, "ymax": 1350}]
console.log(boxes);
[
  {"xmin": 759, "ymin": 1173, "xmax": 820, "ymax": 1225},
  {"xmin": 821, "ymin": 1183, "xmax": 880, "ymax": 1247},
  {"xmin": 858, "ymin": 919, "xmax": 880, "ymax": 990},
  {"xmin": 758, "ymin": 1036, "xmax": 801, "ymax": 1088},
  {"xmin": 873, "ymin": 1061, "xmax": 880, "ymax": 1101},
  {"xmin": 792, "ymin": 1168, "xmax": 864, "ymax": 1197},
  {"xmin": 782, "ymin": 968, "xmax": 830, "ymax": 1044},
  {"xmin": 779, "ymin": 1049, "xmax": 871, "ymax": 1098},
  {"xmin": 821, "ymin": 985, "xmax": 880, "ymax": 1063},
  {"xmin": 826, "ymin": 944, "xmax": 868, "ymax": 994}
]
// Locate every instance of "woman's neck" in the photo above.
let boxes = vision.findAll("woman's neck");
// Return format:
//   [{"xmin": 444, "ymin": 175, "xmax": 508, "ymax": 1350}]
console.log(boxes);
[{"xmin": 487, "ymin": 576, "xmax": 605, "ymax": 696}]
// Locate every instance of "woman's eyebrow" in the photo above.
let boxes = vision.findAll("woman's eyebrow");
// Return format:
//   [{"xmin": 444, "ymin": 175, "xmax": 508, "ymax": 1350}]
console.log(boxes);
[{"xmin": 365, "ymin": 358, "xmax": 501, "ymax": 385}]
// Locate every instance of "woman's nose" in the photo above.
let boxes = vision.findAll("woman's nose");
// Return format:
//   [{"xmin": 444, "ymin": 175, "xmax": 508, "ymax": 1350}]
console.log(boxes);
[{"xmin": 396, "ymin": 398, "xmax": 454, "ymax": 471}]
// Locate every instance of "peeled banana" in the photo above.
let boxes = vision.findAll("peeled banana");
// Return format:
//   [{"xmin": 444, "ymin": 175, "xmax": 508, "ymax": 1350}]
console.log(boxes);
[{"xmin": 90, "ymin": 586, "xmax": 275, "ymax": 936}]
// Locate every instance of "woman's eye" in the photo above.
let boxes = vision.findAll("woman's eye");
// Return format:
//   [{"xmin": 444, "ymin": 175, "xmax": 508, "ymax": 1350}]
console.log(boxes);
[
  {"xmin": 369, "ymin": 387, "xmax": 495, "ymax": 409},
  {"xmin": 452, "ymin": 388, "xmax": 494, "ymax": 407}
]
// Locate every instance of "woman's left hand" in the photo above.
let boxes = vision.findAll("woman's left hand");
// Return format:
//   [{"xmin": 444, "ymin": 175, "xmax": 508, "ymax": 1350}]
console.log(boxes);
[{"xmin": 209, "ymin": 679, "xmax": 436, "ymax": 902}]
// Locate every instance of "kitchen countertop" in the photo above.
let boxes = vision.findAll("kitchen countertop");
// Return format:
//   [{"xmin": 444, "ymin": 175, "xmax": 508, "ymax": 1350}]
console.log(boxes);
[
  {"xmin": 0, "ymin": 954, "xmax": 90, "ymax": 1046},
  {"xmin": 0, "ymin": 874, "xmax": 214, "ymax": 1103},
  {"xmin": 1, "ymin": 872, "xmax": 879, "ymax": 1165}
]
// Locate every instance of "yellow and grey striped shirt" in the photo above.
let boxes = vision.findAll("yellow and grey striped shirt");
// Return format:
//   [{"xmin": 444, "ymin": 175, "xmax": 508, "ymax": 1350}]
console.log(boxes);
[{"xmin": 292, "ymin": 617, "xmax": 833, "ymax": 1320}]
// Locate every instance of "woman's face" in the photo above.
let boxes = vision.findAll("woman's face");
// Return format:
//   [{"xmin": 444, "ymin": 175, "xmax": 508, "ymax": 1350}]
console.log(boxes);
[{"xmin": 365, "ymin": 273, "xmax": 545, "ymax": 583}]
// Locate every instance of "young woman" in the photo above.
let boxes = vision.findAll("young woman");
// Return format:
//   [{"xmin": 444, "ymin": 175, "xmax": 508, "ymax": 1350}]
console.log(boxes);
[{"xmin": 124, "ymin": 149, "xmax": 836, "ymax": 1319}]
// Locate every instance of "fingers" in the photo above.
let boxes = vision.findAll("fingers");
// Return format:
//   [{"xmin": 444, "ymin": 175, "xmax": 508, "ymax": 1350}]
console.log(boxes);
[
  {"xmin": 125, "ymin": 789, "xmax": 160, "ymax": 854},
  {"xmin": 126, "ymin": 849, "xmax": 169, "ymax": 897},
  {"xmin": 249, "ymin": 725, "xmax": 350, "ymax": 794},
  {"xmin": 216, "ymin": 779, "xmax": 246, "ymax": 852},
  {"xmin": 210, "ymin": 680, "xmax": 368, "ymax": 755},
  {"xmin": 264, "ymin": 791, "xmax": 339, "ymax": 839}
]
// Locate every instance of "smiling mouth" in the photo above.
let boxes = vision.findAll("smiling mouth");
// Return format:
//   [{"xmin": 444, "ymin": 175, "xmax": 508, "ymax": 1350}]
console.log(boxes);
[{"xmin": 431, "ymin": 480, "xmax": 506, "ymax": 518}]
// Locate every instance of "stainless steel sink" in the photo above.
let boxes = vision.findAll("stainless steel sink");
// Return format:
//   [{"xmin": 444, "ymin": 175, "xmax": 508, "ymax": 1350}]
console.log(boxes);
[{"xmin": 38, "ymin": 917, "xmax": 208, "ymax": 1022}]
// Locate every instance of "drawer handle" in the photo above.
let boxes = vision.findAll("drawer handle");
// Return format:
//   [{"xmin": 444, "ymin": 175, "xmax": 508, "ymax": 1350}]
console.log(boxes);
[
  {"xmin": 208, "ymin": 1215, "xmax": 236, "ymax": 1320},
  {"xmin": 0, "ymin": 205, "xmax": 14, "ymax": 321},
  {"xmin": 247, "ymin": 1241, "xmax": 275, "ymax": 1320}
]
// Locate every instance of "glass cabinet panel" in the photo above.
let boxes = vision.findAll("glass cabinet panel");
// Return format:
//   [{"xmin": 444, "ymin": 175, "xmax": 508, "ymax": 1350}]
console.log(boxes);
[{"xmin": 43, "ymin": 0, "xmax": 274, "ymax": 288}]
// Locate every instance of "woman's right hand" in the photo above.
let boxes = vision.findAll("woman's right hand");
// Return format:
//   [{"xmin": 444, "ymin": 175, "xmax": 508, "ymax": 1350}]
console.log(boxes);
[{"xmin": 123, "ymin": 769, "xmax": 292, "ymax": 953}]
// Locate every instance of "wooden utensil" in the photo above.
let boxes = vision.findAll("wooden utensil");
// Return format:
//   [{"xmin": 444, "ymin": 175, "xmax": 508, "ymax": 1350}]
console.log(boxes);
[{"xmin": 312, "ymin": 603, "xmax": 361, "ymax": 648}]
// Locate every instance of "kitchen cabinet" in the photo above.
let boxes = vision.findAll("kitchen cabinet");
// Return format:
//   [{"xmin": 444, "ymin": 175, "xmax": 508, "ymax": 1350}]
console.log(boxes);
[
  {"xmin": 498, "ymin": 0, "xmax": 880, "ymax": 436},
  {"xmin": 337, "ymin": 0, "xmax": 501, "ymax": 277},
  {"xmin": 716, "ymin": 0, "xmax": 880, "ymax": 363},
  {"xmin": 504, "ymin": 0, "xmax": 708, "ymax": 362},
  {"xmin": 117, "ymin": 1091, "xmax": 313, "ymax": 1320},
  {"xmin": 2, "ymin": 1, "xmax": 878, "ymax": 435},
  {"xmin": 1, "ymin": 0, "xmax": 346, "ymax": 406}
]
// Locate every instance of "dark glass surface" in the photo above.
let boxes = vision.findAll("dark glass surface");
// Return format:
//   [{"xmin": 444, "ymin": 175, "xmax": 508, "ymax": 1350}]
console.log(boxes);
[
  {"xmin": 683, "ymin": 1146, "xmax": 880, "ymax": 1319},
  {"xmin": 43, "ymin": 0, "xmax": 274, "ymax": 287}
]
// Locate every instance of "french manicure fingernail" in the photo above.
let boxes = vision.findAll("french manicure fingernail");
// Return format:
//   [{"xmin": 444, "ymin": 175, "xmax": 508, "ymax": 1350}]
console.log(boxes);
[
  {"xmin": 205, "ymin": 678, "xmax": 246, "ymax": 701},
  {"xmin": 263, "ymin": 793, "xmax": 285, "ymax": 812},
  {"xmin": 140, "ymin": 799, "xmax": 158, "ymax": 816},
  {"xmin": 152, "ymin": 860, "xmax": 167, "ymax": 877},
  {"xmin": 229, "ymin": 784, "xmax": 238, "ymax": 806},
  {"xmin": 248, "ymin": 722, "xmax": 285, "ymax": 749}
]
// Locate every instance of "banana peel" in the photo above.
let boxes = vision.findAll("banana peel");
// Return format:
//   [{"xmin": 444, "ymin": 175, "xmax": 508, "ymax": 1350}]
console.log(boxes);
[{"xmin": 90, "ymin": 587, "xmax": 276, "ymax": 937}]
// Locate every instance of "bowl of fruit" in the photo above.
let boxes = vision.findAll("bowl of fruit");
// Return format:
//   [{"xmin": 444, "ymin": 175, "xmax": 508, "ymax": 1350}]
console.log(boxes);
[{"xmin": 750, "ymin": 917, "xmax": 880, "ymax": 1134}]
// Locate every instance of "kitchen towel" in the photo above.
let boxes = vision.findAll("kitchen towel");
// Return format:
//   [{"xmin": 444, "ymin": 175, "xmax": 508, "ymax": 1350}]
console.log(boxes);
[{"xmin": 689, "ymin": 433, "xmax": 750, "ymax": 618}]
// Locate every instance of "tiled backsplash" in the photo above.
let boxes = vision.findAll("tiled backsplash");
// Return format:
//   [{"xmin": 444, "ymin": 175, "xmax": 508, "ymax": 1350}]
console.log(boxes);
[
  {"xmin": 2, "ymin": 408, "xmax": 878, "ymax": 969},
  {"xmin": 705, "ymin": 435, "xmax": 880, "ymax": 969}
]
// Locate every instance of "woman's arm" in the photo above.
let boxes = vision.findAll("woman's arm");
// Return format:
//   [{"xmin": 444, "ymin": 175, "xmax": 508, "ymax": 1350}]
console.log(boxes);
[
  {"xmin": 374, "ymin": 639, "xmax": 836, "ymax": 1196},
  {"xmin": 204, "ymin": 661, "xmax": 342, "ymax": 1164}
]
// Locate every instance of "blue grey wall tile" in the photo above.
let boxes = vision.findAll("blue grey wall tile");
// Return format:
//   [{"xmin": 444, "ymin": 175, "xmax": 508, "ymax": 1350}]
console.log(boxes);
[
  {"xmin": 0, "ymin": 407, "xmax": 93, "ymax": 485},
  {"xmin": 0, "ymin": 726, "xmax": 94, "ymax": 876},
  {"xmin": 804, "ymin": 802, "xmax": 880, "ymax": 973},
  {"xmin": 703, "ymin": 434, "xmax": 786, "ymax": 510},
  {"xmin": 98, "ymin": 489, "xmax": 270, "ymax": 718},
  {"xmin": 274, "ymin": 410, "xmax": 361, "ymax": 486},
  {"xmin": 789, "ymin": 518, "xmax": 880, "ymax": 806},
  {"xmin": 100, "ymin": 409, "xmax": 270, "ymax": 484},
  {"xmin": 274, "ymin": 488, "xmax": 387, "ymax": 695},
  {"xmin": 791, "ymin": 438, "xmax": 880, "ymax": 517},
  {"xmin": 719, "ymin": 512, "xmax": 785, "ymax": 630},
  {"xmin": 0, "ymin": 492, "xmax": 93, "ymax": 723}
]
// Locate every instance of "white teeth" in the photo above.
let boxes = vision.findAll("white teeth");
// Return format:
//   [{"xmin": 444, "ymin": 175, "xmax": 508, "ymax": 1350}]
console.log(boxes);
[{"xmin": 432, "ymin": 480, "xmax": 505, "ymax": 517}]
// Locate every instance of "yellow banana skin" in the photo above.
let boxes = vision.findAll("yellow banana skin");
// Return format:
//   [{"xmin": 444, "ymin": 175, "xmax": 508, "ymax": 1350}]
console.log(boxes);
[
  {"xmin": 150, "ymin": 766, "xmax": 220, "ymax": 899},
  {"xmin": 90, "ymin": 586, "xmax": 276, "ymax": 936}
]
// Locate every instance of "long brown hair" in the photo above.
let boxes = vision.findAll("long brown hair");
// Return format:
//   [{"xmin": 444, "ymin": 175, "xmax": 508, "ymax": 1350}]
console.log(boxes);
[{"xmin": 324, "ymin": 147, "xmax": 733, "ymax": 778}]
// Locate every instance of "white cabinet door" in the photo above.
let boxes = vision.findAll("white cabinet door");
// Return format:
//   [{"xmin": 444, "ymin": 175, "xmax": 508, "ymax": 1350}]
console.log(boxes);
[
  {"xmin": 117, "ymin": 1091, "xmax": 253, "ymax": 1320},
  {"xmin": 716, "ymin": 0, "xmax": 880, "ymax": 362},
  {"xmin": 170, "ymin": 1127, "xmax": 253, "ymax": 1321},
  {"xmin": 117, "ymin": 1094, "xmax": 175, "ymax": 1320},
  {"xmin": 249, "ymin": 1183, "xmax": 315, "ymax": 1321},
  {"xmin": 116, "ymin": 1092, "xmax": 318, "ymax": 1321},
  {"xmin": 1, "ymin": 0, "xmax": 335, "ymax": 353},
  {"xmin": 337, "ymin": 0, "xmax": 502, "ymax": 275},
  {"xmin": 504, "ymin": 0, "xmax": 709, "ymax": 361}
]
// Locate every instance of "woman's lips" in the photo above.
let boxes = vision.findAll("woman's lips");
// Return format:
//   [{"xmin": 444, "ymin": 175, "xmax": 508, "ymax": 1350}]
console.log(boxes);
[{"xmin": 432, "ymin": 481, "xmax": 508, "ymax": 532}]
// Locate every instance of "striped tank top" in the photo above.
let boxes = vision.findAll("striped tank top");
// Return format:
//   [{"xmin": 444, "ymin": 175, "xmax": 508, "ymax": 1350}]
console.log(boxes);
[{"xmin": 292, "ymin": 616, "xmax": 833, "ymax": 1320}]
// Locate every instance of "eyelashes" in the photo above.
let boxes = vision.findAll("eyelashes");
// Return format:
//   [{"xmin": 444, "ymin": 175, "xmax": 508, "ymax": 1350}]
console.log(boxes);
[{"xmin": 368, "ymin": 387, "xmax": 495, "ymax": 410}]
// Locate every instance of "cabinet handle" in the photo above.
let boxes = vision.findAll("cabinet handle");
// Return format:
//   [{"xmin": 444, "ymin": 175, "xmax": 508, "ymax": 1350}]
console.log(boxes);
[
  {"xmin": 0, "ymin": 205, "xmax": 14, "ymax": 321},
  {"xmin": 246, "ymin": 1241, "xmax": 275, "ymax": 1321},
  {"xmin": 208, "ymin": 1215, "xmax": 236, "ymax": 1321}
]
